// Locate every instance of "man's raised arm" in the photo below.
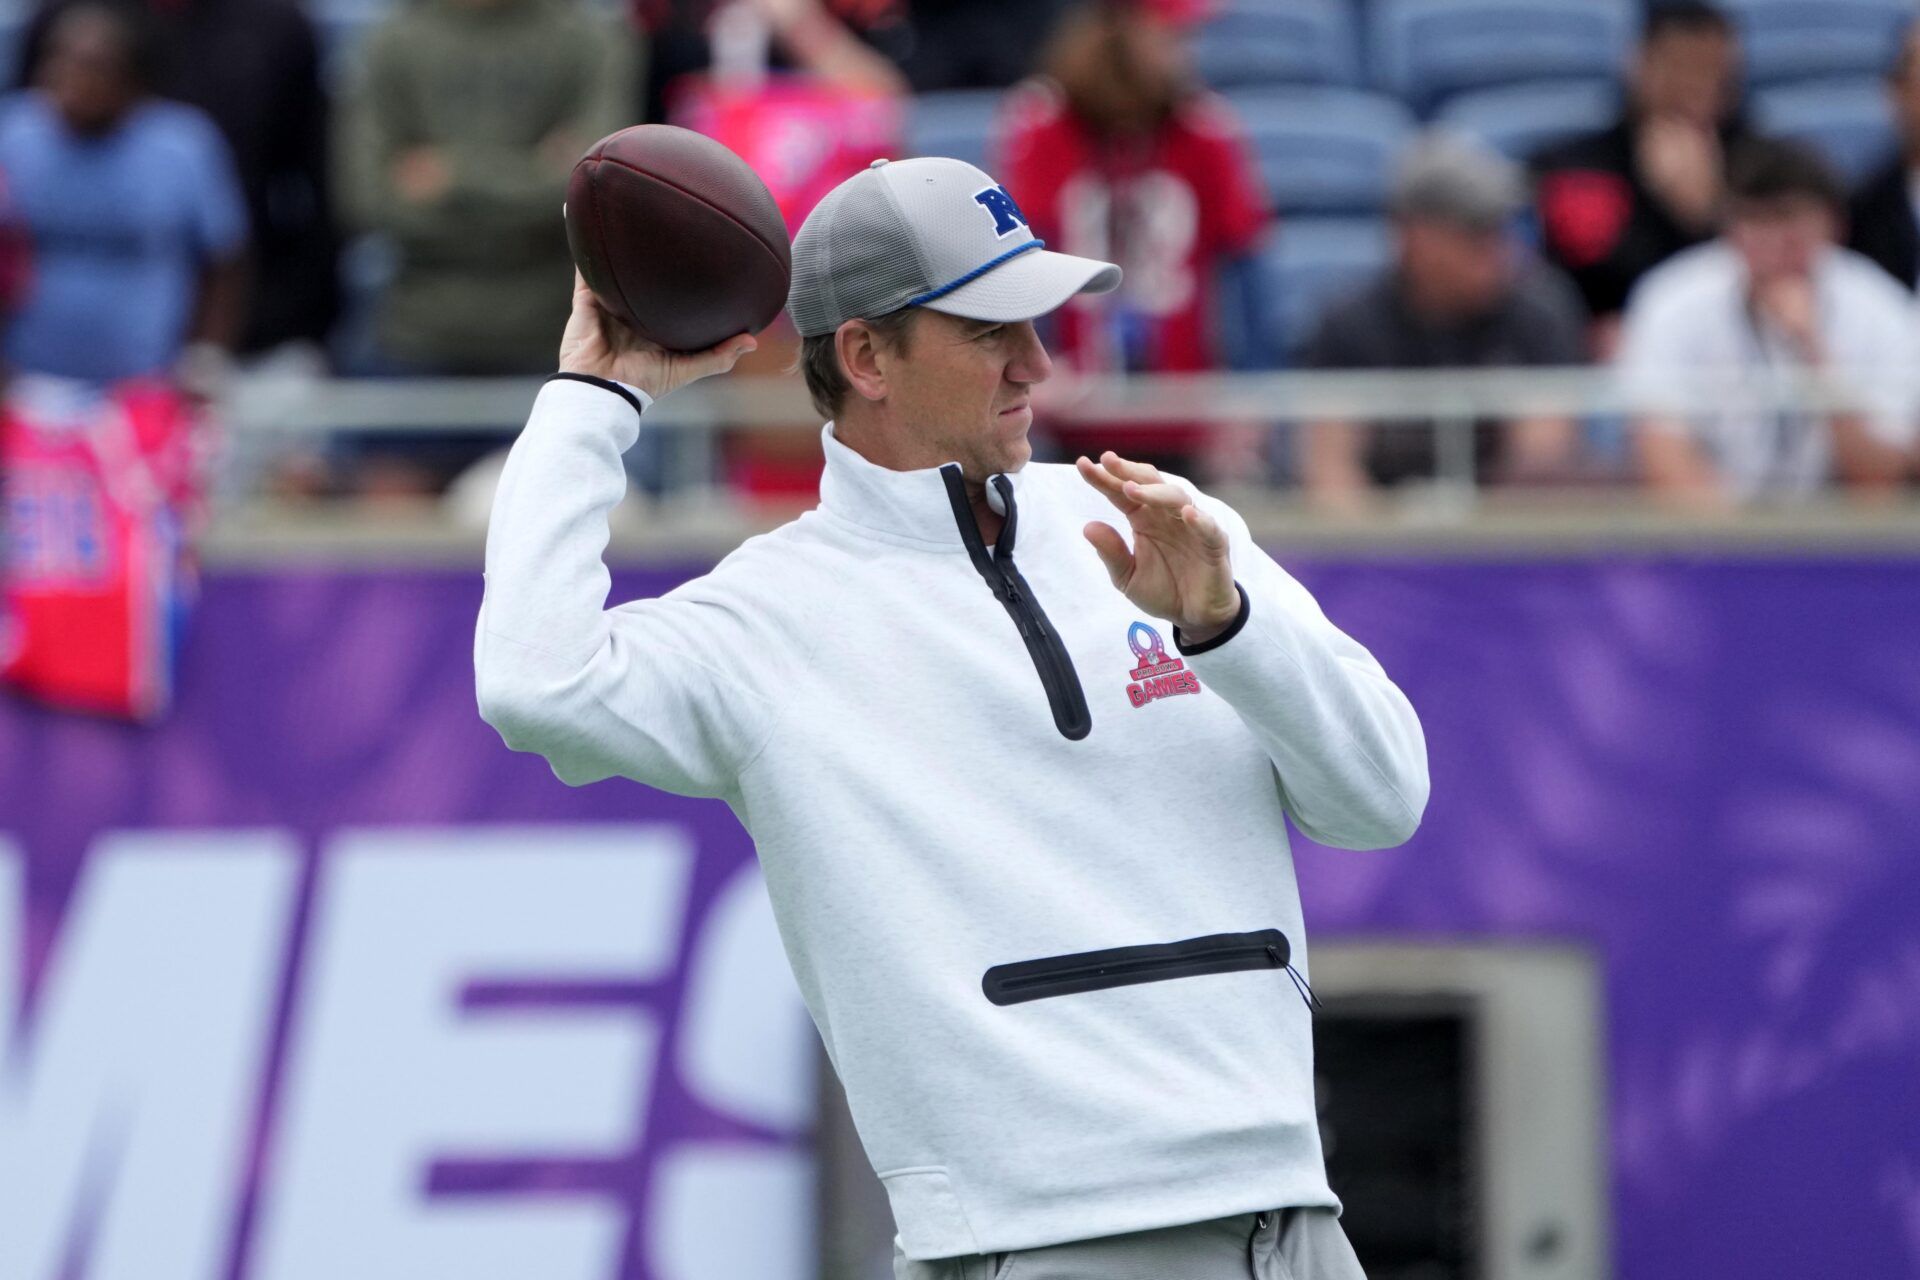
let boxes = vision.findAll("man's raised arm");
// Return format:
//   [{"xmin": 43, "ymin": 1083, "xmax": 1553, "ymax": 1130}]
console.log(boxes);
[{"xmin": 474, "ymin": 276, "xmax": 760, "ymax": 796}]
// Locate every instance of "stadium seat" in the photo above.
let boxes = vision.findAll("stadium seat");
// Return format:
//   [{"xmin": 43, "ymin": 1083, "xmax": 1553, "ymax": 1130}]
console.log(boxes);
[
  {"xmin": 1189, "ymin": 0, "xmax": 1362, "ymax": 88},
  {"xmin": 1224, "ymin": 87, "xmax": 1418, "ymax": 215},
  {"xmin": 1434, "ymin": 79, "xmax": 1621, "ymax": 162},
  {"xmin": 1754, "ymin": 77, "xmax": 1899, "ymax": 184},
  {"xmin": 906, "ymin": 90, "xmax": 1006, "ymax": 173},
  {"xmin": 1260, "ymin": 216, "xmax": 1393, "ymax": 357},
  {"xmin": 1368, "ymin": 0, "xmax": 1638, "ymax": 112},
  {"xmin": 1721, "ymin": 0, "xmax": 1912, "ymax": 87}
]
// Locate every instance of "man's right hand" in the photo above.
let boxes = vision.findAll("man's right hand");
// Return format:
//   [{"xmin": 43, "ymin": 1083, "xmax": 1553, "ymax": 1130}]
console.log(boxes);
[{"xmin": 558, "ymin": 271, "xmax": 758, "ymax": 401}]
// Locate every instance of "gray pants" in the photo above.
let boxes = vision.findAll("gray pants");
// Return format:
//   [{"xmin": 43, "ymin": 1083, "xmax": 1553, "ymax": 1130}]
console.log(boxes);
[{"xmin": 893, "ymin": 1208, "xmax": 1367, "ymax": 1280}]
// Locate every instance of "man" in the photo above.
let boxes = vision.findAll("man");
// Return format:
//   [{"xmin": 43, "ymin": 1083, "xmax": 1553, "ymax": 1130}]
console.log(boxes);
[
  {"xmin": 1534, "ymin": 1, "xmax": 1750, "ymax": 344},
  {"xmin": 1300, "ymin": 133, "xmax": 1588, "ymax": 507},
  {"xmin": 337, "ymin": 0, "xmax": 634, "ymax": 378},
  {"xmin": 1618, "ymin": 139, "xmax": 1919, "ymax": 504},
  {"xmin": 334, "ymin": 0, "xmax": 635, "ymax": 492},
  {"xmin": 1848, "ymin": 20, "xmax": 1920, "ymax": 290},
  {"xmin": 18, "ymin": 0, "xmax": 339, "ymax": 356},
  {"xmin": 0, "ymin": 0, "xmax": 247, "ymax": 388},
  {"xmin": 476, "ymin": 157, "xmax": 1428, "ymax": 1279}
]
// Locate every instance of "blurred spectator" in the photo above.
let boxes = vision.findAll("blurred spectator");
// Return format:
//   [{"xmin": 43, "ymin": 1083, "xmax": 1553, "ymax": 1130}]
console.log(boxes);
[
  {"xmin": 332, "ymin": 0, "xmax": 635, "ymax": 495},
  {"xmin": 336, "ymin": 0, "xmax": 635, "ymax": 379},
  {"xmin": 640, "ymin": 0, "xmax": 905, "ymax": 123},
  {"xmin": 17, "ymin": 0, "xmax": 339, "ymax": 357},
  {"xmin": 638, "ymin": 0, "xmax": 1059, "ymax": 120},
  {"xmin": 1534, "ymin": 1, "xmax": 1750, "ymax": 346},
  {"xmin": 667, "ymin": 0, "xmax": 906, "ymax": 230},
  {"xmin": 0, "ymin": 1, "xmax": 247, "ymax": 387},
  {"xmin": 998, "ymin": 0, "xmax": 1270, "ymax": 478},
  {"xmin": 1299, "ymin": 134, "xmax": 1587, "ymax": 508},
  {"xmin": 1848, "ymin": 20, "xmax": 1920, "ymax": 290},
  {"xmin": 1618, "ymin": 139, "xmax": 1918, "ymax": 505},
  {"xmin": 654, "ymin": 0, "xmax": 907, "ymax": 503}
]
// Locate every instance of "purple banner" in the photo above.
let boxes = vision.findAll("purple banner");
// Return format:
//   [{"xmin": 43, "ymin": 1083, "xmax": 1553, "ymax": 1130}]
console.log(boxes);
[{"xmin": 3, "ymin": 559, "xmax": 1918, "ymax": 1279}]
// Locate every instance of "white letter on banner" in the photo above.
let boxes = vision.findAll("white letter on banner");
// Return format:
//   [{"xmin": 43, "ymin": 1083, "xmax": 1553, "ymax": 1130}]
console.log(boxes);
[
  {"xmin": 253, "ymin": 826, "xmax": 692, "ymax": 1280},
  {"xmin": 0, "ymin": 831, "xmax": 300, "ymax": 1280},
  {"xmin": 650, "ymin": 862, "xmax": 817, "ymax": 1280}
]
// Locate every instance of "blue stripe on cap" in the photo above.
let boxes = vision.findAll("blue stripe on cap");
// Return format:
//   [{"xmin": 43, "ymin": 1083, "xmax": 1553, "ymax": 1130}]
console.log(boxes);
[{"xmin": 906, "ymin": 240, "xmax": 1047, "ymax": 307}]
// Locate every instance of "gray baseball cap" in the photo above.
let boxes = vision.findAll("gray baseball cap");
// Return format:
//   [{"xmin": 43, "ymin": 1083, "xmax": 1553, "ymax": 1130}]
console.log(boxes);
[
  {"xmin": 1389, "ymin": 131, "xmax": 1525, "ymax": 231},
  {"xmin": 787, "ymin": 157, "xmax": 1122, "ymax": 338}
]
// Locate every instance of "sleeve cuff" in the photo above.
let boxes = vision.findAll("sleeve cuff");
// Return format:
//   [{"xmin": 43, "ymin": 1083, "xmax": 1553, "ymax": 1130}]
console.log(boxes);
[
  {"xmin": 1174, "ymin": 582, "xmax": 1250, "ymax": 656},
  {"xmin": 545, "ymin": 372, "xmax": 653, "ymax": 418}
]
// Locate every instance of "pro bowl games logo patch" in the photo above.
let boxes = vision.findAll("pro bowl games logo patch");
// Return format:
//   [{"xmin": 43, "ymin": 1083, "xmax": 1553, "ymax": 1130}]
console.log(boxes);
[{"xmin": 1126, "ymin": 620, "xmax": 1203, "ymax": 708}]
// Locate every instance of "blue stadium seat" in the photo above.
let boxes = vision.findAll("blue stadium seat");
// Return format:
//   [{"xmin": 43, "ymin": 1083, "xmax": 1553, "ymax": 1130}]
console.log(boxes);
[
  {"xmin": 1190, "ymin": 0, "xmax": 1362, "ymax": 88},
  {"xmin": 1223, "ymin": 88, "xmax": 1418, "ymax": 215},
  {"xmin": 1754, "ymin": 77, "xmax": 1898, "ymax": 183},
  {"xmin": 907, "ymin": 90, "xmax": 1006, "ymax": 174},
  {"xmin": 1434, "ymin": 79, "xmax": 1621, "ymax": 162},
  {"xmin": 1368, "ymin": 0, "xmax": 1638, "ymax": 112},
  {"xmin": 1261, "ymin": 217, "xmax": 1393, "ymax": 357},
  {"xmin": 1721, "ymin": 0, "xmax": 1912, "ymax": 87}
]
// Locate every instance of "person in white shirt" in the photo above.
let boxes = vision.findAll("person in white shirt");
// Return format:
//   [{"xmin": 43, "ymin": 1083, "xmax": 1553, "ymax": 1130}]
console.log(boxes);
[
  {"xmin": 1617, "ymin": 137, "xmax": 1920, "ymax": 504},
  {"xmin": 475, "ymin": 156, "xmax": 1428, "ymax": 1280}
]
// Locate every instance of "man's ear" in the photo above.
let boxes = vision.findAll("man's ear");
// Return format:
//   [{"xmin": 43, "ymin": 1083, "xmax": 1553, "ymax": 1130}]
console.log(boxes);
[{"xmin": 837, "ymin": 320, "xmax": 889, "ymax": 403}]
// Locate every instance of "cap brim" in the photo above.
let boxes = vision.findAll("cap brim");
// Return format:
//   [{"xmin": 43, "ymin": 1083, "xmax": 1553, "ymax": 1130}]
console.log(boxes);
[{"xmin": 917, "ymin": 247, "xmax": 1121, "ymax": 324}]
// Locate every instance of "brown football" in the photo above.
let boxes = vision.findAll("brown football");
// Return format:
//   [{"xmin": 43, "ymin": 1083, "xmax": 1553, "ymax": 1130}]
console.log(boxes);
[{"xmin": 564, "ymin": 125, "xmax": 792, "ymax": 353}]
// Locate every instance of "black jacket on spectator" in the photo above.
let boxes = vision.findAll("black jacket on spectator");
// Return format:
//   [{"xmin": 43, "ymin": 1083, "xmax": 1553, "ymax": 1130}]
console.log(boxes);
[
  {"xmin": 1533, "ymin": 117, "xmax": 1754, "ymax": 320},
  {"xmin": 1847, "ymin": 157, "xmax": 1919, "ymax": 291},
  {"xmin": 1303, "ymin": 264, "xmax": 1589, "ymax": 487},
  {"xmin": 19, "ymin": 0, "xmax": 341, "ymax": 354}
]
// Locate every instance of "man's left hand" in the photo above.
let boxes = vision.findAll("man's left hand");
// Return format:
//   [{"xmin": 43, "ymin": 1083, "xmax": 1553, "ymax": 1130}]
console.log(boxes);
[{"xmin": 1077, "ymin": 452, "xmax": 1239, "ymax": 645}]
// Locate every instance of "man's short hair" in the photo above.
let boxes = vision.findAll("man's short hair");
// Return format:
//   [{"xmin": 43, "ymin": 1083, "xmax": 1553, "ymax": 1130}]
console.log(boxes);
[
  {"xmin": 795, "ymin": 307, "xmax": 919, "ymax": 420},
  {"xmin": 1726, "ymin": 138, "xmax": 1844, "ymax": 212},
  {"xmin": 1643, "ymin": 1, "xmax": 1734, "ymax": 44}
]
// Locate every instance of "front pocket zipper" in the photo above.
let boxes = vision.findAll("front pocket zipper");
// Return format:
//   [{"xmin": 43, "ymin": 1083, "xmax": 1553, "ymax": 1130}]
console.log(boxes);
[{"xmin": 983, "ymin": 928, "xmax": 1296, "ymax": 1006}]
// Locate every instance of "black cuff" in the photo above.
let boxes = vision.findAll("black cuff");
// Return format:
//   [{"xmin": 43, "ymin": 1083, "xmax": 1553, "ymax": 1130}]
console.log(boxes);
[
  {"xmin": 1174, "ymin": 582, "xmax": 1250, "ymax": 656},
  {"xmin": 545, "ymin": 372, "xmax": 644, "ymax": 420}
]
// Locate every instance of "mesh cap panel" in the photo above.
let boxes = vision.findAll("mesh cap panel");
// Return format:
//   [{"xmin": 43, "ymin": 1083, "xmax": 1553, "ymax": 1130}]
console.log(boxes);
[{"xmin": 788, "ymin": 166, "xmax": 932, "ymax": 337}]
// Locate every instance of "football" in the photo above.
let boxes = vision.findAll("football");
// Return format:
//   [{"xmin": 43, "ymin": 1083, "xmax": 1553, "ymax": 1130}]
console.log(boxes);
[{"xmin": 564, "ymin": 125, "xmax": 792, "ymax": 353}]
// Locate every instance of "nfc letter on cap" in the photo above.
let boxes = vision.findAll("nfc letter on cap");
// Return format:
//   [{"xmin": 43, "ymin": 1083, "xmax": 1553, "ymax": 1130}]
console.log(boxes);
[{"xmin": 972, "ymin": 186, "xmax": 1029, "ymax": 238}]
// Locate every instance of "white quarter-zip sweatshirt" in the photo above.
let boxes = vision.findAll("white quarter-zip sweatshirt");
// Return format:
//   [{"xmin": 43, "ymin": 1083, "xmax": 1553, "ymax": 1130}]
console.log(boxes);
[{"xmin": 475, "ymin": 376, "xmax": 1430, "ymax": 1260}]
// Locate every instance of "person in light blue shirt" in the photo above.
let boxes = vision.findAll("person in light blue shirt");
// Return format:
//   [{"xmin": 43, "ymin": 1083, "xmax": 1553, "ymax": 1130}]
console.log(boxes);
[{"xmin": 0, "ymin": 1, "xmax": 247, "ymax": 386}]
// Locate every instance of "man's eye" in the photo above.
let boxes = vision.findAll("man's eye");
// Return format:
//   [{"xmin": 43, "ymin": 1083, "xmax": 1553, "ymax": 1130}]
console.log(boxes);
[{"xmin": 979, "ymin": 325, "xmax": 1007, "ymax": 340}]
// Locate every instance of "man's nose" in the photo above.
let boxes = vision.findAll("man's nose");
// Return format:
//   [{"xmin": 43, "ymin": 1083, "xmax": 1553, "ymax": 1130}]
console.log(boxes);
[{"xmin": 1006, "ymin": 321, "xmax": 1053, "ymax": 385}]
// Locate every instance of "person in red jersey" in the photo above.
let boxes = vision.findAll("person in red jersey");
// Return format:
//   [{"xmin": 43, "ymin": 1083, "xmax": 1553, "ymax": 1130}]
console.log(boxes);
[{"xmin": 997, "ymin": 0, "xmax": 1271, "ymax": 477}]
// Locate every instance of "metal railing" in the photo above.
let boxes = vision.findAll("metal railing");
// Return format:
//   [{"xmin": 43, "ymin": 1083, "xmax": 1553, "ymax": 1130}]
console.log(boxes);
[
  {"xmin": 211, "ymin": 364, "xmax": 1920, "ymax": 555},
  {"xmin": 231, "ymin": 364, "xmax": 1902, "ymax": 436}
]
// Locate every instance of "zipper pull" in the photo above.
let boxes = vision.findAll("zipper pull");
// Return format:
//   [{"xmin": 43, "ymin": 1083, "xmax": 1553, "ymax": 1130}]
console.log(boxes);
[{"xmin": 1284, "ymin": 962, "xmax": 1324, "ymax": 1013}]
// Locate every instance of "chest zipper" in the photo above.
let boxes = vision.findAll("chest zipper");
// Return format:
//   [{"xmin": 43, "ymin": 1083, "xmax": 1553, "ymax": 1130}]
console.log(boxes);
[{"xmin": 941, "ymin": 466, "xmax": 1092, "ymax": 741}]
